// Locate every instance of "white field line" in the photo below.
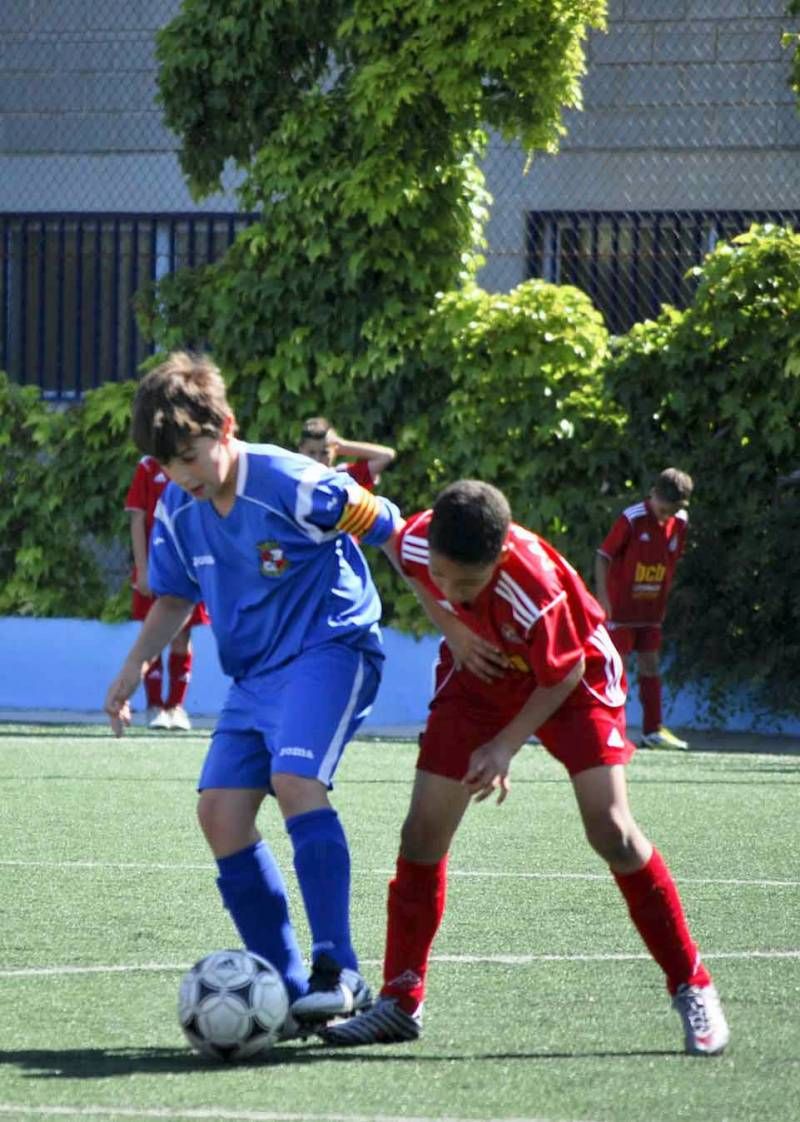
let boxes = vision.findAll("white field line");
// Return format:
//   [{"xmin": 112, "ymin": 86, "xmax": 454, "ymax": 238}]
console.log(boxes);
[
  {"xmin": 0, "ymin": 1107, "xmax": 595, "ymax": 1122},
  {"xmin": 1, "ymin": 859, "xmax": 798, "ymax": 889},
  {"xmin": 1, "ymin": 949, "xmax": 799, "ymax": 979}
]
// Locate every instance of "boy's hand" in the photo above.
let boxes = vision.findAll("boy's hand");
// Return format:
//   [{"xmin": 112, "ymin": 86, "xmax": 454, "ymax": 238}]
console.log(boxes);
[
  {"xmin": 135, "ymin": 574, "xmax": 152, "ymax": 598},
  {"xmin": 463, "ymin": 740, "xmax": 516, "ymax": 804},
  {"xmin": 104, "ymin": 665, "xmax": 142, "ymax": 737},
  {"xmin": 447, "ymin": 625, "xmax": 508, "ymax": 683}
]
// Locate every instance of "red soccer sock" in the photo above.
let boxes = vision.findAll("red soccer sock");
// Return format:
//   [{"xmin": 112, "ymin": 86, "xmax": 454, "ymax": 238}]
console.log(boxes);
[
  {"xmin": 639, "ymin": 674, "xmax": 662, "ymax": 735},
  {"xmin": 381, "ymin": 854, "xmax": 448, "ymax": 1014},
  {"xmin": 613, "ymin": 848, "xmax": 711, "ymax": 995},
  {"xmin": 166, "ymin": 651, "xmax": 192, "ymax": 709},
  {"xmin": 143, "ymin": 656, "xmax": 163, "ymax": 708}
]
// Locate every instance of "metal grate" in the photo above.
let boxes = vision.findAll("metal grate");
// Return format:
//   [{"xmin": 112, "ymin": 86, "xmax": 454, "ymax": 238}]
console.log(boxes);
[{"xmin": 0, "ymin": 212, "xmax": 254, "ymax": 396}]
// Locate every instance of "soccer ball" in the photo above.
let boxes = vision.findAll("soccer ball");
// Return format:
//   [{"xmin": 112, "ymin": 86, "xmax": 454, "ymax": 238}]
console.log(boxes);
[{"xmin": 178, "ymin": 949, "xmax": 289, "ymax": 1061}]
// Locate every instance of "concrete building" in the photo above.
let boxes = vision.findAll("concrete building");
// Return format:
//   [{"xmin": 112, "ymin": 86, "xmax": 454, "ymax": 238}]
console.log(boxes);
[{"xmin": 1, "ymin": 0, "xmax": 799, "ymax": 391}]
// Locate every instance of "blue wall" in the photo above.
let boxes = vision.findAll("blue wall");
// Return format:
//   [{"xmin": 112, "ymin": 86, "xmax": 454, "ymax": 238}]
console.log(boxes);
[
  {"xmin": 0, "ymin": 617, "xmax": 438, "ymax": 728},
  {"xmin": 1, "ymin": 616, "xmax": 799, "ymax": 736}
]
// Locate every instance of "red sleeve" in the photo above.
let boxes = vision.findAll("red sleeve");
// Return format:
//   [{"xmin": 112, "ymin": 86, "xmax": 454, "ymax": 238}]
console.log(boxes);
[
  {"xmin": 527, "ymin": 594, "xmax": 585, "ymax": 687},
  {"xmin": 396, "ymin": 510, "xmax": 433, "ymax": 584},
  {"xmin": 598, "ymin": 514, "xmax": 631, "ymax": 559},
  {"xmin": 124, "ymin": 461, "xmax": 149, "ymax": 511},
  {"xmin": 345, "ymin": 460, "xmax": 375, "ymax": 491}
]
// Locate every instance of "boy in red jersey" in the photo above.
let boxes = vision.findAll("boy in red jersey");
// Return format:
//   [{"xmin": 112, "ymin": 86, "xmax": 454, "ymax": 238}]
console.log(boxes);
[
  {"xmin": 125, "ymin": 455, "xmax": 209, "ymax": 730},
  {"xmin": 322, "ymin": 480, "xmax": 728, "ymax": 1056},
  {"xmin": 298, "ymin": 417, "xmax": 396, "ymax": 492},
  {"xmin": 595, "ymin": 468, "xmax": 693, "ymax": 751}
]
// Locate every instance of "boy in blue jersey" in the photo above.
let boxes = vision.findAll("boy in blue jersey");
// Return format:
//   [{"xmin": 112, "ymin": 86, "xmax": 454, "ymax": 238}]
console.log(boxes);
[{"xmin": 104, "ymin": 351, "xmax": 400, "ymax": 1029}]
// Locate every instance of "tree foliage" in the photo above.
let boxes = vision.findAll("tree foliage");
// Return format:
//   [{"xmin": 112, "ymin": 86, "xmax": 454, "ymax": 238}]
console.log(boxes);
[
  {"xmin": 147, "ymin": 0, "xmax": 604, "ymax": 440},
  {"xmin": 605, "ymin": 224, "xmax": 800, "ymax": 717},
  {"xmin": 0, "ymin": 375, "xmax": 136, "ymax": 620}
]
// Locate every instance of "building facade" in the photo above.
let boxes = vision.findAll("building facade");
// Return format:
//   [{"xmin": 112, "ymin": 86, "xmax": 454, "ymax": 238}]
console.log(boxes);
[{"xmin": 1, "ymin": 0, "xmax": 799, "ymax": 393}]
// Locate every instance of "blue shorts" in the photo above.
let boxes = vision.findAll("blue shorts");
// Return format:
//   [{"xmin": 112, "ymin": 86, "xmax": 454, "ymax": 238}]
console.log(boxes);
[{"xmin": 198, "ymin": 643, "xmax": 382, "ymax": 792}]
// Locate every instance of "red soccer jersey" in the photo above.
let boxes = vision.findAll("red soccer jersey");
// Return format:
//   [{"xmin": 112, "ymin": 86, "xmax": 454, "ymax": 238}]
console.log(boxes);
[
  {"xmin": 124, "ymin": 455, "xmax": 169, "ymax": 537},
  {"xmin": 598, "ymin": 499, "xmax": 688, "ymax": 625},
  {"xmin": 339, "ymin": 459, "xmax": 375, "ymax": 492},
  {"xmin": 398, "ymin": 511, "xmax": 626, "ymax": 711}
]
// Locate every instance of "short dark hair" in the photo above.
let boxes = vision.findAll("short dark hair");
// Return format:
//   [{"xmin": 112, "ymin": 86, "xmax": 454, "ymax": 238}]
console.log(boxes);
[
  {"xmin": 652, "ymin": 467, "xmax": 693, "ymax": 505},
  {"xmin": 131, "ymin": 352, "xmax": 232, "ymax": 462},
  {"xmin": 300, "ymin": 416, "xmax": 331, "ymax": 442},
  {"xmin": 429, "ymin": 480, "xmax": 511, "ymax": 565}
]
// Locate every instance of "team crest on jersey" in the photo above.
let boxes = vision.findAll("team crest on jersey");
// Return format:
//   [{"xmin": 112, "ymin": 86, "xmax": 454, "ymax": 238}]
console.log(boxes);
[
  {"xmin": 257, "ymin": 540, "xmax": 289, "ymax": 577},
  {"xmin": 501, "ymin": 622, "xmax": 525, "ymax": 645}
]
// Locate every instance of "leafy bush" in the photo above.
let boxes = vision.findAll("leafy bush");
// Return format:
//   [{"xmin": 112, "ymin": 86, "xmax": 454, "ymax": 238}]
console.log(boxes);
[
  {"xmin": 605, "ymin": 224, "xmax": 800, "ymax": 715},
  {"xmin": 0, "ymin": 374, "xmax": 136, "ymax": 619}
]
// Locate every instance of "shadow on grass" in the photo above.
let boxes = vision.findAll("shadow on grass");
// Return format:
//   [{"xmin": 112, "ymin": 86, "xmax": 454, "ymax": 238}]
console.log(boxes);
[{"xmin": 1, "ymin": 1042, "xmax": 683, "ymax": 1079}]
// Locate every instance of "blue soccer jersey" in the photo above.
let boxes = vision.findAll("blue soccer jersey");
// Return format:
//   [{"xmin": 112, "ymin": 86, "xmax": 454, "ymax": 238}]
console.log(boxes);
[{"xmin": 149, "ymin": 442, "xmax": 400, "ymax": 680}]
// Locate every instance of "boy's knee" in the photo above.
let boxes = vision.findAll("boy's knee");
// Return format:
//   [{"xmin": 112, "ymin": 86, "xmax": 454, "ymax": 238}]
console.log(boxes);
[
  {"xmin": 271, "ymin": 771, "xmax": 330, "ymax": 818},
  {"xmin": 400, "ymin": 813, "xmax": 448, "ymax": 863},
  {"xmin": 197, "ymin": 790, "xmax": 258, "ymax": 855},
  {"xmin": 583, "ymin": 812, "xmax": 638, "ymax": 865}
]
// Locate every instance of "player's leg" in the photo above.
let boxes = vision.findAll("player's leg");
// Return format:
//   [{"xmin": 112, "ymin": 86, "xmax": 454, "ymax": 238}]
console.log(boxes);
[
  {"xmin": 637, "ymin": 632, "xmax": 689, "ymax": 750},
  {"xmin": 134, "ymin": 595, "xmax": 168, "ymax": 727},
  {"xmin": 321, "ymin": 657, "xmax": 502, "ymax": 1046},
  {"xmin": 320, "ymin": 766, "xmax": 470, "ymax": 1046},
  {"xmin": 165, "ymin": 622, "xmax": 193, "ymax": 729},
  {"xmin": 198, "ymin": 714, "xmax": 308, "ymax": 1004},
  {"xmin": 570, "ymin": 760, "xmax": 728, "ymax": 1054},
  {"xmin": 268, "ymin": 644, "xmax": 382, "ymax": 1022},
  {"xmin": 384, "ymin": 766, "xmax": 470, "ymax": 1005}
]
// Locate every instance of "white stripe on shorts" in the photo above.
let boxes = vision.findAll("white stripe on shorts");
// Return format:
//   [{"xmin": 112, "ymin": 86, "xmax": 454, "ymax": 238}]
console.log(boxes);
[{"xmin": 318, "ymin": 654, "xmax": 365, "ymax": 785}]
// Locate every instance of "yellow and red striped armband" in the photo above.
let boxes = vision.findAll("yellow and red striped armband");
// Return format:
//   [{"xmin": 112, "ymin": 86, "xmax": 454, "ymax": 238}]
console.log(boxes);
[{"xmin": 336, "ymin": 485, "xmax": 382, "ymax": 538}]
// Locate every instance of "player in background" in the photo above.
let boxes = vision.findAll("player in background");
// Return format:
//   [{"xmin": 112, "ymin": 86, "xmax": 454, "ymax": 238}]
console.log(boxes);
[
  {"xmin": 595, "ymin": 468, "xmax": 693, "ymax": 751},
  {"xmin": 105, "ymin": 352, "xmax": 401, "ymax": 1031},
  {"xmin": 298, "ymin": 416, "xmax": 396, "ymax": 492},
  {"xmin": 125, "ymin": 455, "xmax": 209, "ymax": 730},
  {"xmin": 321, "ymin": 480, "xmax": 728, "ymax": 1056}
]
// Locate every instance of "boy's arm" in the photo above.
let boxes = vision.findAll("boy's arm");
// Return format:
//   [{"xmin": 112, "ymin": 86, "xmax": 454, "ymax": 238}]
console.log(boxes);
[
  {"xmin": 594, "ymin": 551, "xmax": 612, "ymax": 617},
  {"xmin": 104, "ymin": 596, "xmax": 194, "ymax": 736},
  {"xmin": 129, "ymin": 510, "xmax": 150, "ymax": 597},
  {"xmin": 331, "ymin": 431, "xmax": 396, "ymax": 482},
  {"xmin": 381, "ymin": 526, "xmax": 507, "ymax": 683},
  {"xmin": 463, "ymin": 657, "xmax": 585, "ymax": 803}
]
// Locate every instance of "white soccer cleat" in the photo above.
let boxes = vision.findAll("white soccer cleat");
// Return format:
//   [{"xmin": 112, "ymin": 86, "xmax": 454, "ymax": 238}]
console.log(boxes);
[
  {"xmin": 640, "ymin": 726, "xmax": 689, "ymax": 751},
  {"xmin": 167, "ymin": 705, "xmax": 192, "ymax": 731},
  {"xmin": 147, "ymin": 707, "xmax": 171, "ymax": 730},
  {"xmin": 672, "ymin": 982, "xmax": 729, "ymax": 1056},
  {"xmin": 290, "ymin": 954, "xmax": 372, "ymax": 1024},
  {"xmin": 319, "ymin": 996, "xmax": 422, "ymax": 1046}
]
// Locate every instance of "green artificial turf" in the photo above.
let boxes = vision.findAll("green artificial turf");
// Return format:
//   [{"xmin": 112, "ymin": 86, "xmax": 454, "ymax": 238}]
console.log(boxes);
[{"xmin": 0, "ymin": 725, "xmax": 798, "ymax": 1122}]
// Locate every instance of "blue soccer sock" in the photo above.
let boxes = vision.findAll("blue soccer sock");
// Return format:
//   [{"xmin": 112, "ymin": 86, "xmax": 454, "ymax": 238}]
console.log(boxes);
[
  {"xmin": 286, "ymin": 807, "xmax": 358, "ymax": 972},
  {"xmin": 215, "ymin": 840, "xmax": 308, "ymax": 1002}
]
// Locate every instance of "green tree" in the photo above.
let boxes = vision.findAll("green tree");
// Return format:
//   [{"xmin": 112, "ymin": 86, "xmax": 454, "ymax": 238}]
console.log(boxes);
[
  {"xmin": 605, "ymin": 225, "xmax": 800, "ymax": 717},
  {"xmin": 148, "ymin": 0, "xmax": 605, "ymax": 444}
]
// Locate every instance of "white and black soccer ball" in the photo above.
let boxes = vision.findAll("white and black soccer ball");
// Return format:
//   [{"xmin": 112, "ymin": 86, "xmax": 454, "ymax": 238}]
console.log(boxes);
[{"xmin": 178, "ymin": 949, "xmax": 289, "ymax": 1061}]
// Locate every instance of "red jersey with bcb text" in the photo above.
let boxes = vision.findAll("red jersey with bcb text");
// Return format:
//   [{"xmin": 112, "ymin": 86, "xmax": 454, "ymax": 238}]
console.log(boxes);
[
  {"xmin": 598, "ymin": 500, "xmax": 688, "ymax": 626},
  {"xmin": 398, "ymin": 511, "xmax": 626, "ymax": 712}
]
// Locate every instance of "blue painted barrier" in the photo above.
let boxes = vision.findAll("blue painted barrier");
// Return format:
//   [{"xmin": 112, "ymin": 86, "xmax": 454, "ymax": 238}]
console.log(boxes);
[{"xmin": 1, "ymin": 616, "xmax": 799, "ymax": 736}]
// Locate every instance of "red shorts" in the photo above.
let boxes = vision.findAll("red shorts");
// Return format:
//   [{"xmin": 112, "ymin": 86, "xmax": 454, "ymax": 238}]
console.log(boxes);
[
  {"xmin": 131, "ymin": 586, "xmax": 210, "ymax": 627},
  {"xmin": 607, "ymin": 624, "xmax": 661, "ymax": 657},
  {"xmin": 417, "ymin": 650, "xmax": 635, "ymax": 780}
]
